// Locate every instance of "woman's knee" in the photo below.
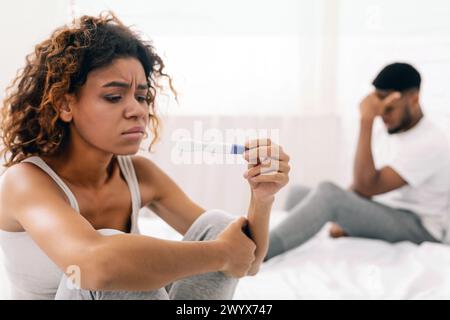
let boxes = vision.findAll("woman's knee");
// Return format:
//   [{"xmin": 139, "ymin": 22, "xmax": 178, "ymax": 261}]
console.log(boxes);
[
  {"xmin": 196, "ymin": 209, "xmax": 234, "ymax": 229},
  {"xmin": 55, "ymin": 274, "xmax": 93, "ymax": 300},
  {"xmin": 184, "ymin": 209, "xmax": 235, "ymax": 242}
]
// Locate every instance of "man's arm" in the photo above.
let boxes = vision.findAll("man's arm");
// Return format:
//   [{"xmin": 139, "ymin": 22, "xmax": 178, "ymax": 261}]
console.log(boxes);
[{"xmin": 352, "ymin": 92, "xmax": 407, "ymax": 197}]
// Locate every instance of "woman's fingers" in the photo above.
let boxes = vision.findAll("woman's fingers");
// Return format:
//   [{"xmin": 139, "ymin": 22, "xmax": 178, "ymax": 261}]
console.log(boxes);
[
  {"xmin": 249, "ymin": 172, "xmax": 288, "ymax": 184},
  {"xmin": 243, "ymin": 139, "xmax": 290, "ymax": 187},
  {"xmin": 244, "ymin": 138, "xmax": 271, "ymax": 150},
  {"xmin": 243, "ymin": 144, "xmax": 289, "ymax": 164},
  {"xmin": 244, "ymin": 160, "xmax": 290, "ymax": 178}
]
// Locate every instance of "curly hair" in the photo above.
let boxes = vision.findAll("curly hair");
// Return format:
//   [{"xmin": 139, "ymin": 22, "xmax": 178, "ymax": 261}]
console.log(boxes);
[{"xmin": 1, "ymin": 11, "xmax": 173, "ymax": 167}]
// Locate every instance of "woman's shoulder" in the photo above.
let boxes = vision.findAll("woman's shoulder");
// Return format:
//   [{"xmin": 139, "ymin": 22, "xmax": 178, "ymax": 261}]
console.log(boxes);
[
  {"xmin": 2, "ymin": 160, "xmax": 61, "ymax": 186},
  {"xmin": 129, "ymin": 155, "xmax": 156, "ymax": 181},
  {"xmin": 1, "ymin": 161, "xmax": 52, "ymax": 194},
  {"xmin": 0, "ymin": 162, "xmax": 68, "ymax": 231}
]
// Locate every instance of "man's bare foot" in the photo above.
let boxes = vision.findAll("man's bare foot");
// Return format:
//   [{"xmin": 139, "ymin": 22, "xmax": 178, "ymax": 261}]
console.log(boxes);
[{"xmin": 329, "ymin": 223, "xmax": 348, "ymax": 238}]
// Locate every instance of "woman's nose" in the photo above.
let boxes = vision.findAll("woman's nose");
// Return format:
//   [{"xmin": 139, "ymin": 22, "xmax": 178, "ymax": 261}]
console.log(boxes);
[{"xmin": 125, "ymin": 98, "xmax": 147, "ymax": 119}]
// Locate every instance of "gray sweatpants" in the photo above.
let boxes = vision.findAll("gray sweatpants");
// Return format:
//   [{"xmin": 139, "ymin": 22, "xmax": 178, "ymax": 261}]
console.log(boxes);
[
  {"xmin": 55, "ymin": 210, "xmax": 238, "ymax": 300},
  {"xmin": 266, "ymin": 182, "xmax": 439, "ymax": 261}
]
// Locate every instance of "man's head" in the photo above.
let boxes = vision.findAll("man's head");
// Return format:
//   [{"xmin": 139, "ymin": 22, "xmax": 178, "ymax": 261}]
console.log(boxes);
[{"xmin": 372, "ymin": 63, "xmax": 422, "ymax": 134}]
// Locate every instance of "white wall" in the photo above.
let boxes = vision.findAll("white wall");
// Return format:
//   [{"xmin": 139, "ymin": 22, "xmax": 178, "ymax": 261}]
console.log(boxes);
[
  {"xmin": 1, "ymin": 0, "xmax": 449, "ymax": 213},
  {"xmin": 335, "ymin": 0, "xmax": 450, "ymax": 179},
  {"xmin": 70, "ymin": 0, "xmax": 335, "ymax": 116},
  {"xmin": 139, "ymin": 114, "xmax": 345, "ymax": 213},
  {"xmin": 0, "ymin": 1, "xmax": 69, "ymax": 103}
]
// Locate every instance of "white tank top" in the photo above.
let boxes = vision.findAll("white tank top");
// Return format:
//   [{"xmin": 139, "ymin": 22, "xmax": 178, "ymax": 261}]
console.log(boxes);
[{"xmin": 0, "ymin": 156, "xmax": 142, "ymax": 299}]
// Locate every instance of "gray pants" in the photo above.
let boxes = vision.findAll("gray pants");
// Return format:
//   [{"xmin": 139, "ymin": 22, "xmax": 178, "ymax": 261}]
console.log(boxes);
[
  {"xmin": 55, "ymin": 210, "xmax": 238, "ymax": 300},
  {"xmin": 266, "ymin": 182, "xmax": 439, "ymax": 261}
]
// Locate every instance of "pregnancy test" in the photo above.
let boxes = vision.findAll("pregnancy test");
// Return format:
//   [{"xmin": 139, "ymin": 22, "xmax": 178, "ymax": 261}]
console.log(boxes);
[
  {"xmin": 176, "ymin": 139, "xmax": 247, "ymax": 154},
  {"xmin": 176, "ymin": 139, "xmax": 278, "ymax": 174}
]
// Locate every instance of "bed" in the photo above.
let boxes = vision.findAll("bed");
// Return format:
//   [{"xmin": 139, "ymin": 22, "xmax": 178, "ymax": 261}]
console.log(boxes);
[
  {"xmin": 235, "ymin": 215, "xmax": 450, "ymax": 299},
  {"xmin": 1, "ymin": 211, "xmax": 450, "ymax": 299}
]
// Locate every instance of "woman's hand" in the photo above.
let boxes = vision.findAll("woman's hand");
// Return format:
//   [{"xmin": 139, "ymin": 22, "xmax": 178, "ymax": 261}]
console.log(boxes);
[
  {"xmin": 215, "ymin": 216, "xmax": 256, "ymax": 278},
  {"xmin": 242, "ymin": 139, "xmax": 290, "ymax": 202}
]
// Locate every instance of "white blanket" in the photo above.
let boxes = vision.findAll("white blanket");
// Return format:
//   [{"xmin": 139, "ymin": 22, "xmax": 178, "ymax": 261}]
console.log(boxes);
[
  {"xmin": 235, "ymin": 225, "xmax": 450, "ymax": 299},
  {"xmin": 141, "ymin": 212, "xmax": 450, "ymax": 299}
]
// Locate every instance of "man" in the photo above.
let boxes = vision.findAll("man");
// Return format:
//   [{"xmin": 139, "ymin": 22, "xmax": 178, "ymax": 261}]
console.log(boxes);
[{"xmin": 266, "ymin": 62, "xmax": 450, "ymax": 261}]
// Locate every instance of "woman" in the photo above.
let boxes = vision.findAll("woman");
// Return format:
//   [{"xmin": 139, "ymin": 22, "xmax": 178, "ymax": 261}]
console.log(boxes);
[{"xmin": 0, "ymin": 12, "xmax": 290, "ymax": 300}]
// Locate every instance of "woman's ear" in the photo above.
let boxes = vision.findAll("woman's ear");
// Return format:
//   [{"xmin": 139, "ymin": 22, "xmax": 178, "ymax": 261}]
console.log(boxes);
[{"xmin": 59, "ymin": 95, "xmax": 74, "ymax": 122}]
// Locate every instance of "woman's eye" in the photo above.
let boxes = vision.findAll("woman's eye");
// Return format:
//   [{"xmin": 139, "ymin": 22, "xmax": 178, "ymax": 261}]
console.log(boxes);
[
  {"xmin": 104, "ymin": 95, "xmax": 122, "ymax": 103},
  {"xmin": 136, "ymin": 95, "xmax": 147, "ymax": 103}
]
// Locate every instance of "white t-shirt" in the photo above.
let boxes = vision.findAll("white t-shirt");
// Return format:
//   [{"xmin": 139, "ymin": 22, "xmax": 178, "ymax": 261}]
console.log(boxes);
[{"xmin": 372, "ymin": 117, "xmax": 450, "ymax": 241}]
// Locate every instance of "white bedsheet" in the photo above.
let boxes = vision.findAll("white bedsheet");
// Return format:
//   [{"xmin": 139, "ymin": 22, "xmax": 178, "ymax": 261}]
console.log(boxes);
[
  {"xmin": 141, "ymin": 212, "xmax": 450, "ymax": 299},
  {"xmin": 235, "ymin": 226, "xmax": 450, "ymax": 299},
  {"xmin": 1, "ymin": 211, "xmax": 450, "ymax": 299}
]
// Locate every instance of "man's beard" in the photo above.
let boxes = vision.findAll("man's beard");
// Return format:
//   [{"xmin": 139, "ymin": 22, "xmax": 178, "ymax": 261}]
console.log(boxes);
[{"xmin": 388, "ymin": 107, "xmax": 413, "ymax": 134}]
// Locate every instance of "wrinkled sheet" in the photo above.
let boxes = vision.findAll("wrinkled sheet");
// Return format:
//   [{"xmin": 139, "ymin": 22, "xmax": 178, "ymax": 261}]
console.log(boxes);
[{"xmin": 234, "ymin": 225, "xmax": 450, "ymax": 299}]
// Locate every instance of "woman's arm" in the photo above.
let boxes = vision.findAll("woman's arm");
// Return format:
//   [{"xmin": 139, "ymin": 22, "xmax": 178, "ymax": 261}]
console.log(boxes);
[
  {"xmin": 1, "ymin": 163, "xmax": 255, "ymax": 291},
  {"xmin": 131, "ymin": 138, "xmax": 291, "ymax": 277},
  {"xmin": 246, "ymin": 193, "xmax": 273, "ymax": 275},
  {"xmin": 131, "ymin": 156, "xmax": 205, "ymax": 235},
  {"xmin": 243, "ymin": 139, "xmax": 290, "ymax": 275}
]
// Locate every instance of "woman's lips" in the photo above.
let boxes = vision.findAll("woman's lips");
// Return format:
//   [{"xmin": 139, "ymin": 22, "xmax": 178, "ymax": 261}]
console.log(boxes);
[
  {"xmin": 122, "ymin": 126, "xmax": 145, "ymax": 134},
  {"xmin": 121, "ymin": 131, "xmax": 144, "ymax": 140},
  {"xmin": 122, "ymin": 126, "xmax": 145, "ymax": 141}
]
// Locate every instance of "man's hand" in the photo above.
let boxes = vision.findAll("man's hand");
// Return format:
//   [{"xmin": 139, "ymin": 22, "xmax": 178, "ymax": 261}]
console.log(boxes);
[
  {"xmin": 359, "ymin": 91, "xmax": 402, "ymax": 121},
  {"xmin": 353, "ymin": 90, "xmax": 407, "ymax": 198}
]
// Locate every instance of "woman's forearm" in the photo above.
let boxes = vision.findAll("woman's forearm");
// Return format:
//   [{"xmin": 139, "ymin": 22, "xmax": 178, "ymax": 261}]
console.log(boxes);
[
  {"xmin": 246, "ymin": 192, "xmax": 273, "ymax": 275},
  {"xmin": 87, "ymin": 235, "xmax": 226, "ymax": 291}
]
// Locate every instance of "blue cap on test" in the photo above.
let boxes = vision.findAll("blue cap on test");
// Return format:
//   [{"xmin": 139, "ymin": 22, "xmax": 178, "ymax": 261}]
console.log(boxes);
[{"xmin": 231, "ymin": 144, "xmax": 246, "ymax": 155}]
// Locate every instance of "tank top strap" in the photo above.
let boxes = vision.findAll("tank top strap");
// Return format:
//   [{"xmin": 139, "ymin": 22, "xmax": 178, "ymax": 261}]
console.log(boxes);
[
  {"xmin": 117, "ymin": 156, "xmax": 141, "ymax": 216},
  {"xmin": 21, "ymin": 156, "xmax": 80, "ymax": 213}
]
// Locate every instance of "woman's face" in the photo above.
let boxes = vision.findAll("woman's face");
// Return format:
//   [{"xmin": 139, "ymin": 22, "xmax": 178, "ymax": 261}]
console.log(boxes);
[{"xmin": 68, "ymin": 57, "xmax": 150, "ymax": 155}]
